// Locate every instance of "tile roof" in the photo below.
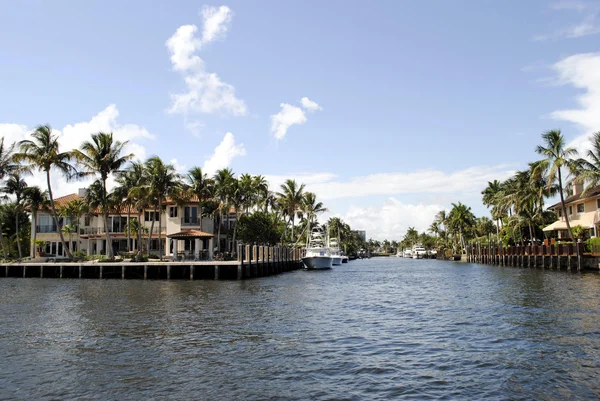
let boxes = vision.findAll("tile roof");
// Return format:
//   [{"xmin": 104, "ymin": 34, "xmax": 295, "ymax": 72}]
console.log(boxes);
[{"xmin": 549, "ymin": 185, "xmax": 600, "ymax": 209}]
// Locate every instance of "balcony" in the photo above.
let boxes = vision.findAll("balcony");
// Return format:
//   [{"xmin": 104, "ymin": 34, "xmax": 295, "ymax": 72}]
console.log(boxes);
[{"xmin": 181, "ymin": 217, "xmax": 201, "ymax": 226}]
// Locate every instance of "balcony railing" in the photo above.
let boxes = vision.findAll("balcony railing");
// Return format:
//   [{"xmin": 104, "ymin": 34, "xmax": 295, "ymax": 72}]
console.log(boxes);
[
  {"xmin": 181, "ymin": 217, "xmax": 201, "ymax": 226},
  {"xmin": 79, "ymin": 226, "xmax": 165, "ymax": 236}
]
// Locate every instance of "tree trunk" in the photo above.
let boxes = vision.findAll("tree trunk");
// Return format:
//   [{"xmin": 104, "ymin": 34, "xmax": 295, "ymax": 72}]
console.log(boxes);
[
  {"xmin": 158, "ymin": 196, "xmax": 163, "ymax": 261},
  {"xmin": 291, "ymin": 216, "xmax": 295, "ymax": 244},
  {"xmin": 127, "ymin": 206, "xmax": 131, "ymax": 253},
  {"xmin": 148, "ymin": 205, "xmax": 156, "ymax": 256},
  {"xmin": 137, "ymin": 210, "xmax": 143, "ymax": 260},
  {"xmin": 528, "ymin": 222, "xmax": 534, "ymax": 243},
  {"xmin": 558, "ymin": 166, "xmax": 575, "ymax": 242},
  {"xmin": 47, "ymin": 170, "xmax": 72, "ymax": 259},
  {"xmin": 15, "ymin": 204, "xmax": 22, "ymax": 259},
  {"xmin": 217, "ymin": 210, "xmax": 222, "ymax": 252},
  {"xmin": 101, "ymin": 178, "xmax": 113, "ymax": 260},
  {"xmin": 32, "ymin": 211, "xmax": 38, "ymax": 257},
  {"xmin": 232, "ymin": 212, "xmax": 241, "ymax": 255}
]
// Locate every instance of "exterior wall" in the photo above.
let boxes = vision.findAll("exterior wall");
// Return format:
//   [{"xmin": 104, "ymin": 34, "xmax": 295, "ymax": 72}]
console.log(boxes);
[
  {"xmin": 31, "ymin": 196, "xmax": 225, "ymax": 258},
  {"xmin": 552, "ymin": 196, "xmax": 600, "ymax": 238}
]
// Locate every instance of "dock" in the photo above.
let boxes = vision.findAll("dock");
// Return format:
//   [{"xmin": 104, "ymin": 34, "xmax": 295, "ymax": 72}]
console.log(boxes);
[{"xmin": 0, "ymin": 245, "xmax": 306, "ymax": 280}]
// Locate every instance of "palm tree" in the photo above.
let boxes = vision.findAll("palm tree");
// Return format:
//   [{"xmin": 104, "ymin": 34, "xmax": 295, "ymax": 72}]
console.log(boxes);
[
  {"xmin": 572, "ymin": 132, "xmax": 600, "ymax": 195},
  {"xmin": 23, "ymin": 186, "xmax": 49, "ymax": 257},
  {"xmin": 536, "ymin": 129, "xmax": 578, "ymax": 241},
  {"xmin": 2, "ymin": 172, "xmax": 28, "ymax": 258},
  {"xmin": 213, "ymin": 168, "xmax": 235, "ymax": 252},
  {"xmin": 71, "ymin": 132, "xmax": 133, "ymax": 259},
  {"xmin": 117, "ymin": 161, "xmax": 148, "ymax": 259},
  {"xmin": 16, "ymin": 125, "xmax": 76, "ymax": 258},
  {"xmin": 145, "ymin": 157, "xmax": 180, "ymax": 260},
  {"xmin": 277, "ymin": 179, "xmax": 305, "ymax": 243},
  {"xmin": 302, "ymin": 192, "xmax": 327, "ymax": 224},
  {"xmin": 186, "ymin": 167, "xmax": 212, "ymax": 232},
  {"xmin": 482, "ymin": 180, "xmax": 503, "ymax": 233},
  {"xmin": 448, "ymin": 202, "xmax": 476, "ymax": 252},
  {"xmin": 0, "ymin": 138, "xmax": 18, "ymax": 259}
]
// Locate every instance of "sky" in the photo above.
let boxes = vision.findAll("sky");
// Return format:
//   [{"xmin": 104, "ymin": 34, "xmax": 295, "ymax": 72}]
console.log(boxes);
[{"xmin": 1, "ymin": 0, "xmax": 600, "ymax": 240}]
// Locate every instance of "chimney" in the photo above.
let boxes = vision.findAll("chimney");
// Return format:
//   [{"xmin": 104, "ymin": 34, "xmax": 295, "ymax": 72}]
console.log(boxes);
[
  {"xmin": 573, "ymin": 181, "xmax": 584, "ymax": 196},
  {"xmin": 78, "ymin": 188, "xmax": 88, "ymax": 198}
]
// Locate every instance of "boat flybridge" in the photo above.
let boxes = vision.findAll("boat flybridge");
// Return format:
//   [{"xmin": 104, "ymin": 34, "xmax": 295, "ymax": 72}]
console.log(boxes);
[
  {"xmin": 301, "ymin": 227, "xmax": 333, "ymax": 270},
  {"xmin": 328, "ymin": 228, "xmax": 343, "ymax": 266},
  {"xmin": 412, "ymin": 244, "xmax": 427, "ymax": 259}
]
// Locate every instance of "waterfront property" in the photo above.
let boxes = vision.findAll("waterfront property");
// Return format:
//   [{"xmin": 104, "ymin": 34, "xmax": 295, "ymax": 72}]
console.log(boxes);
[
  {"xmin": 31, "ymin": 188, "xmax": 239, "ymax": 259},
  {"xmin": 1, "ymin": 245, "xmax": 305, "ymax": 280},
  {"xmin": 542, "ymin": 182, "xmax": 600, "ymax": 239}
]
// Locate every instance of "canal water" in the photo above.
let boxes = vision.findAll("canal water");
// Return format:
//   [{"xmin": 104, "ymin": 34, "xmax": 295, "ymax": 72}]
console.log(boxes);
[{"xmin": 1, "ymin": 258, "xmax": 599, "ymax": 400}]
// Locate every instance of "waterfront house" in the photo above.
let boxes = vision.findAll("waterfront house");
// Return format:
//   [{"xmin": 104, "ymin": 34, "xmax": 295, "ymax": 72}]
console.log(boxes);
[
  {"xmin": 30, "ymin": 188, "xmax": 237, "ymax": 259},
  {"xmin": 543, "ymin": 182, "xmax": 600, "ymax": 239}
]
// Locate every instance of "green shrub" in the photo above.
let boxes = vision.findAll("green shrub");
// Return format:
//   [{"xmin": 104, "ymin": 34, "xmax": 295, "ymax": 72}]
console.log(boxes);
[
  {"xmin": 147, "ymin": 254, "xmax": 160, "ymax": 260},
  {"xmin": 585, "ymin": 237, "xmax": 600, "ymax": 253},
  {"xmin": 71, "ymin": 251, "xmax": 88, "ymax": 262}
]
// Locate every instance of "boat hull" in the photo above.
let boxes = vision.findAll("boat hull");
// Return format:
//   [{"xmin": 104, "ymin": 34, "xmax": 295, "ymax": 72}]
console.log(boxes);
[
  {"xmin": 331, "ymin": 257, "xmax": 343, "ymax": 266},
  {"xmin": 341, "ymin": 256, "xmax": 348, "ymax": 263},
  {"xmin": 302, "ymin": 256, "xmax": 333, "ymax": 270}
]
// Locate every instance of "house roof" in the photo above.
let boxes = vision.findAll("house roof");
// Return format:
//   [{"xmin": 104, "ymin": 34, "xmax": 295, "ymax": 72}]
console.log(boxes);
[
  {"xmin": 35, "ymin": 192, "xmax": 237, "ymax": 215},
  {"xmin": 549, "ymin": 185, "xmax": 600, "ymax": 209},
  {"xmin": 167, "ymin": 230, "xmax": 214, "ymax": 239}
]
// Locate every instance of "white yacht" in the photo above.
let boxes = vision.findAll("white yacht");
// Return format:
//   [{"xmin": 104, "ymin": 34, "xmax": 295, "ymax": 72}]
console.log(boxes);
[
  {"xmin": 328, "ymin": 228, "xmax": 343, "ymax": 266},
  {"xmin": 302, "ymin": 227, "xmax": 333, "ymax": 270},
  {"xmin": 412, "ymin": 244, "xmax": 427, "ymax": 259},
  {"xmin": 403, "ymin": 249, "xmax": 413, "ymax": 258}
]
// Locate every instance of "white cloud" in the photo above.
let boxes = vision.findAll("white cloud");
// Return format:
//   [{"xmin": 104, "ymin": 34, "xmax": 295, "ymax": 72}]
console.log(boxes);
[
  {"xmin": 0, "ymin": 105, "xmax": 154, "ymax": 196},
  {"xmin": 203, "ymin": 132, "xmax": 246, "ymax": 176},
  {"xmin": 265, "ymin": 165, "xmax": 514, "ymax": 200},
  {"xmin": 170, "ymin": 158, "xmax": 187, "ymax": 174},
  {"xmin": 300, "ymin": 97, "xmax": 322, "ymax": 112},
  {"xmin": 270, "ymin": 103, "xmax": 307, "ymax": 140},
  {"xmin": 200, "ymin": 5, "xmax": 233, "ymax": 45},
  {"xmin": 166, "ymin": 6, "xmax": 247, "ymax": 117},
  {"xmin": 184, "ymin": 120, "xmax": 205, "ymax": 137},
  {"xmin": 564, "ymin": 16, "xmax": 600, "ymax": 38},
  {"xmin": 549, "ymin": 52, "xmax": 600, "ymax": 154},
  {"xmin": 338, "ymin": 198, "xmax": 443, "ymax": 241},
  {"xmin": 551, "ymin": 1, "xmax": 591, "ymax": 12}
]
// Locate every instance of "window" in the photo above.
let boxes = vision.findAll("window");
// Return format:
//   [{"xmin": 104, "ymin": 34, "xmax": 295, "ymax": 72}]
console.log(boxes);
[
  {"xmin": 558, "ymin": 209, "xmax": 562, "ymax": 217},
  {"xmin": 169, "ymin": 206, "xmax": 178, "ymax": 218},
  {"xmin": 84, "ymin": 215, "xmax": 91, "ymax": 226},
  {"xmin": 569, "ymin": 206, "xmax": 573, "ymax": 215},
  {"xmin": 597, "ymin": 199, "xmax": 600, "ymax": 209},
  {"xmin": 577, "ymin": 203, "xmax": 585, "ymax": 213},
  {"xmin": 144, "ymin": 211, "xmax": 159, "ymax": 221}
]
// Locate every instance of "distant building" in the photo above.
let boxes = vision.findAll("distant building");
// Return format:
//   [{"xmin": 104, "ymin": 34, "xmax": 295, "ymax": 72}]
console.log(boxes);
[
  {"xmin": 543, "ymin": 181, "xmax": 600, "ymax": 239},
  {"xmin": 352, "ymin": 230, "xmax": 366, "ymax": 241}
]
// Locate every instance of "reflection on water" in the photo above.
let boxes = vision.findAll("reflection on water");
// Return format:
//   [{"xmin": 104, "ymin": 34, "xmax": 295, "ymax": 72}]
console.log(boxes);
[{"xmin": 1, "ymin": 259, "xmax": 599, "ymax": 400}]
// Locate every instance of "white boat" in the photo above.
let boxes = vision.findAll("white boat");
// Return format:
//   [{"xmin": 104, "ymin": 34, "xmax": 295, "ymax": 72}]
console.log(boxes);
[
  {"xmin": 341, "ymin": 255, "xmax": 349, "ymax": 263},
  {"xmin": 403, "ymin": 249, "xmax": 412, "ymax": 258},
  {"xmin": 412, "ymin": 244, "xmax": 427, "ymax": 259},
  {"xmin": 328, "ymin": 229, "xmax": 343, "ymax": 266},
  {"xmin": 302, "ymin": 227, "xmax": 333, "ymax": 270}
]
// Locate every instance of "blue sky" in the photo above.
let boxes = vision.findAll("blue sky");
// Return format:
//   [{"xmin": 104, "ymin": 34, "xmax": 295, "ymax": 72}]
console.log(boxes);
[{"xmin": 1, "ymin": 0, "xmax": 600, "ymax": 239}]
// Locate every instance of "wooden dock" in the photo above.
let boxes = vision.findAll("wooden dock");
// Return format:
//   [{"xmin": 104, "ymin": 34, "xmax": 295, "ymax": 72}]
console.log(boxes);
[
  {"xmin": 464, "ymin": 242, "xmax": 597, "ymax": 271},
  {"xmin": 0, "ymin": 245, "xmax": 306, "ymax": 280}
]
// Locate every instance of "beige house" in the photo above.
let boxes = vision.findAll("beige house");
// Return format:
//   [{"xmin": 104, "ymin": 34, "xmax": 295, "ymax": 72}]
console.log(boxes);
[
  {"xmin": 543, "ymin": 182, "xmax": 600, "ymax": 239},
  {"xmin": 31, "ymin": 189, "xmax": 237, "ymax": 260}
]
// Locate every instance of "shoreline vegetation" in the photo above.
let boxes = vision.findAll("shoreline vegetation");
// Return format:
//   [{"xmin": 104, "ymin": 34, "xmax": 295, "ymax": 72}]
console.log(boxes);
[
  {"xmin": 428, "ymin": 129, "xmax": 600, "ymax": 258},
  {"xmin": 0, "ymin": 126, "xmax": 372, "ymax": 262}
]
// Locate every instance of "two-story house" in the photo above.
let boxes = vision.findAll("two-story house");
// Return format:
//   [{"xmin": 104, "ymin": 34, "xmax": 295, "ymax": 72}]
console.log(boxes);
[
  {"xmin": 30, "ymin": 188, "xmax": 237, "ymax": 259},
  {"xmin": 543, "ymin": 182, "xmax": 600, "ymax": 239}
]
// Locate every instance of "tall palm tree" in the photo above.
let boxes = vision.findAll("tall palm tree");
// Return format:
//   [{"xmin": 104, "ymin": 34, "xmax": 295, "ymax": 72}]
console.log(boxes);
[
  {"xmin": 2, "ymin": 172, "xmax": 28, "ymax": 258},
  {"xmin": 448, "ymin": 202, "xmax": 476, "ymax": 252},
  {"xmin": 16, "ymin": 125, "xmax": 76, "ymax": 258},
  {"xmin": 145, "ymin": 156, "xmax": 180, "ymax": 260},
  {"xmin": 571, "ymin": 131, "xmax": 600, "ymax": 195},
  {"xmin": 535, "ymin": 129, "xmax": 578, "ymax": 241},
  {"xmin": 117, "ymin": 161, "xmax": 148, "ymax": 259},
  {"xmin": 302, "ymin": 192, "xmax": 327, "ymax": 224},
  {"xmin": 186, "ymin": 167, "xmax": 212, "ymax": 231},
  {"xmin": 213, "ymin": 168, "xmax": 235, "ymax": 252},
  {"xmin": 277, "ymin": 179, "xmax": 305, "ymax": 243},
  {"xmin": 71, "ymin": 132, "xmax": 133, "ymax": 259},
  {"xmin": 23, "ymin": 186, "xmax": 49, "ymax": 257},
  {"xmin": 0, "ymin": 138, "xmax": 18, "ymax": 259},
  {"xmin": 482, "ymin": 179, "xmax": 503, "ymax": 233}
]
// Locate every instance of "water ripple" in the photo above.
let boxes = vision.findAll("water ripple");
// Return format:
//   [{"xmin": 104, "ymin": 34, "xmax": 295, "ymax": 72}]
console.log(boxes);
[{"xmin": 1, "ymin": 258, "xmax": 599, "ymax": 400}]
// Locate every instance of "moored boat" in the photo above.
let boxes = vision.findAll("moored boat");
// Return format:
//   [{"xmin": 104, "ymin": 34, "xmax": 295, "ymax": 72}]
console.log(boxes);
[
  {"xmin": 328, "ymin": 228, "xmax": 343, "ymax": 266},
  {"xmin": 302, "ymin": 227, "xmax": 333, "ymax": 270},
  {"xmin": 412, "ymin": 244, "xmax": 427, "ymax": 259}
]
